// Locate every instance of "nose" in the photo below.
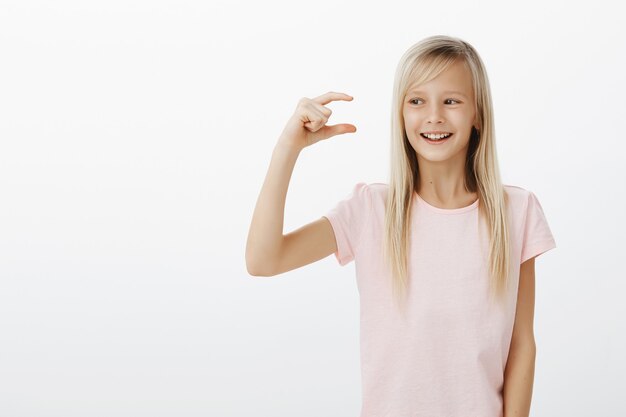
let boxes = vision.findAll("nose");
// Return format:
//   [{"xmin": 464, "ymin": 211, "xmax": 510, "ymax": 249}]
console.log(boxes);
[{"xmin": 427, "ymin": 103, "xmax": 445, "ymax": 124}]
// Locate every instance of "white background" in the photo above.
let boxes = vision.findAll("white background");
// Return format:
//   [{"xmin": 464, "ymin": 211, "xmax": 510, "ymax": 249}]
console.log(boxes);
[{"xmin": 1, "ymin": 0, "xmax": 624, "ymax": 416}]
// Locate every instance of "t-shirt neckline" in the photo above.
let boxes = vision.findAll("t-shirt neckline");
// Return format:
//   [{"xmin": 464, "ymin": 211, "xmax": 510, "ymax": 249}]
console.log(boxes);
[{"xmin": 414, "ymin": 192, "xmax": 479, "ymax": 214}]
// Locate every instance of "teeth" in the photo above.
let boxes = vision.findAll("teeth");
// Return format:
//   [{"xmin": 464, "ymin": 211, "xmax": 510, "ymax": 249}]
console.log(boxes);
[{"xmin": 422, "ymin": 133, "xmax": 451, "ymax": 140}]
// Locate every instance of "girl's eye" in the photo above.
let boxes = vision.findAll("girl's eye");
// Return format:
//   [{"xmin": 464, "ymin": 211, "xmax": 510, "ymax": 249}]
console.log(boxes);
[{"xmin": 409, "ymin": 98, "xmax": 460, "ymax": 105}]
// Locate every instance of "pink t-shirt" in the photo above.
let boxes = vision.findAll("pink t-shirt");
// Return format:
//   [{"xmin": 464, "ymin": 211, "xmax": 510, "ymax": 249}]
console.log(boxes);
[{"xmin": 323, "ymin": 182, "xmax": 556, "ymax": 417}]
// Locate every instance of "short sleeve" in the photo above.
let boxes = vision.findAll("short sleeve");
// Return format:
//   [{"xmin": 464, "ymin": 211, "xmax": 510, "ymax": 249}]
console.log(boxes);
[
  {"xmin": 322, "ymin": 182, "xmax": 370, "ymax": 266},
  {"xmin": 520, "ymin": 191, "xmax": 557, "ymax": 264}
]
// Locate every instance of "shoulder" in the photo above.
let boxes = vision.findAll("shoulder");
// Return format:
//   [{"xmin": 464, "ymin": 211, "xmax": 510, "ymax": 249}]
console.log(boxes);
[
  {"xmin": 367, "ymin": 182, "xmax": 389, "ymax": 193},
  {"xmin": 364, "ymin": 182, "xmax": 389, "ymax": 202},
  {"xmin": 333, "ymin": 182, "xmax": 374, "ymax": 209},
  {"xmin": 503, "ymin": 184, "xmax": 535, "ymax": 209},
  {"xmin": 348, "ymin": 182, "xmax": 388, "ymax": 197},
  {"xmin": 504, "ymin": 184, "xmax": 556, "ymax": 262},
  {"xmin": 503, "ymin": 184, "xmax": 552, "ymax": 226},
  {"xmin": 503, "ymin": 183, "xmax": 531, "ymax": 198}
]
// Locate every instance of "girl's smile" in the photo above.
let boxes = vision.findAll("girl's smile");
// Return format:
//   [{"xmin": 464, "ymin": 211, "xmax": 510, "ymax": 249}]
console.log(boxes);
[{"xmin": 421, "ymin": 132, "xmax": 453, "ymax": 144}]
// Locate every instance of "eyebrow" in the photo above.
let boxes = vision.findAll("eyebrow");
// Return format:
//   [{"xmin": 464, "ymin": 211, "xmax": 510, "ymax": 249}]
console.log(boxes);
[{"xmin": 407, "ymin": 90, "xmax": 469, "ymax": 99}]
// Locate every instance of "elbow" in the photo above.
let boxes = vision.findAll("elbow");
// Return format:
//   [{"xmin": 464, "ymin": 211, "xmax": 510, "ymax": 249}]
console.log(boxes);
[
  {"xmin": 247, "ymin": 267, "xmax": 275, "ymax": 277},
  {"xmin": 245, "ymin": 256, "xmax": 262, "ymax": 276},
  {"xmin": 245, "ymin": 244, "xmax": 262, "ymax": 276},
  {"xmin": 245, "ymin": 255, "xmax": 275, "ymax": 277},
  {"xmin": 245, "ymin": 241, "xmax": 280, "ymax": 277},
  {"xmin": 246, "ymin": 262, "xmax": 259, "ymax": 276}
]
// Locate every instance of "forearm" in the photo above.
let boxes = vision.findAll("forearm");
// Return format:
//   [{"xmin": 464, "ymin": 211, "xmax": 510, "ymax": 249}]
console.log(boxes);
[
  {"xmin": 245, "ymin": 143, "xmax": 301, "ymax": 275},
  {"xmin": 503, "ymin": 344, "xmax": 536, "ymax": 417}
]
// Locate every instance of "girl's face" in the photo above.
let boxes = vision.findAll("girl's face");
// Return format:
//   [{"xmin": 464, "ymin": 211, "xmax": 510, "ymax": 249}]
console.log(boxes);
[{"xmin": 403, "ymin": 60, "xmax": 479, "ymax": 164}]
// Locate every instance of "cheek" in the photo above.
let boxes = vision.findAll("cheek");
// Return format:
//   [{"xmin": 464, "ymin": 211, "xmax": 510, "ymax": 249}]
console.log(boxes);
[
  {"xmin": 457, "ymin": 111, "xmax": 475, "ymax": 125},
  {"xmin": 403, "ymin": 111, "xmax": 419, "ymax": 128}
]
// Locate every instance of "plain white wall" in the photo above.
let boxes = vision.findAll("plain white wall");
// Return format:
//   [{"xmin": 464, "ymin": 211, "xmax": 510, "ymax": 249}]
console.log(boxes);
[{"xmin": 0, "ymin": 0, "xmax": 624, "ymax": 416}]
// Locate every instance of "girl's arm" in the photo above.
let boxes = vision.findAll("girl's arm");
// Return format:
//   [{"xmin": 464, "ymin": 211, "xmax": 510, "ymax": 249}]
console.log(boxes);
[
  {"xmin": 503, "ymin": 257, "xmax": 537, "ymax": 417},
  {"xmin": 245, "ymin": 92, "xmax": 356, "ymax": 276},
  {"xmin": 245, "ymin": 143, "xmax": 301, "ymax": 276}
]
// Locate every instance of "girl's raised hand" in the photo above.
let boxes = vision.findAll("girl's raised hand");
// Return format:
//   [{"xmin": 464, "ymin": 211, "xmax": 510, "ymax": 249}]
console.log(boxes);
[{"xmin": 277, "ymin": 92, "xmax": 357, "ymax": 151}]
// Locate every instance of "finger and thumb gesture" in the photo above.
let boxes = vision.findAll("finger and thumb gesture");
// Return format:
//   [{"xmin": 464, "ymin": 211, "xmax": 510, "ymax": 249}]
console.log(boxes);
[{"xmin": 278, "ymin": 91, "xmax": 357, "ymax": 150}]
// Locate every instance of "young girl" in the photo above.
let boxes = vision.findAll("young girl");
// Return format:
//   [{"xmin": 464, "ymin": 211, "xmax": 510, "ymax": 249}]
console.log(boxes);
[{"xmin": 246, "ymin": 35, "xmax": 556, "ymax": 417}]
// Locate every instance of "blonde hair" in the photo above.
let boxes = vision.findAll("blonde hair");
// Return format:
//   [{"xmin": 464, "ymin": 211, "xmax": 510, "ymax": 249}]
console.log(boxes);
[{"xmin": 382, "ymin": 35, "xmax": 511, "ymax": 313}]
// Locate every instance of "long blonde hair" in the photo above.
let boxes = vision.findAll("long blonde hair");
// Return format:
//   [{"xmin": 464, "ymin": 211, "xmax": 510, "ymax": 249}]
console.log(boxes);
[{"xmin": 382, "ymin": 35, "xmax": 511, "ymax": 312}]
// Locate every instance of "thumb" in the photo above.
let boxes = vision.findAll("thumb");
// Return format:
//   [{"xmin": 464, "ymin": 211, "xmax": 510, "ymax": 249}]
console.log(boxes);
[{"xmin": 320, "ymin": 123, "xmax": 357, "ymax": 139}]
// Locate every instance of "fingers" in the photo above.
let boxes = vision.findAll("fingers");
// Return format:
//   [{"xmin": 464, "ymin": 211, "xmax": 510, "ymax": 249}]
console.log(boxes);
[
  {"xmin": 302, "ymin": 105, "xmax": 330, "ymax": 132},
  {"xmin": 301, "ymin": 101, "xmax": 332, "ymax": 132},
  {"xmin": 312, "ymin": 91, "xmax": 353, "ymax": 105},
  {"xmin": 296, "ymin": 92, "xmax": 355, "ymax": 137},
  {"xmin": 306, "ymin": 91, "xmax": 353, "ymax": 131}
]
